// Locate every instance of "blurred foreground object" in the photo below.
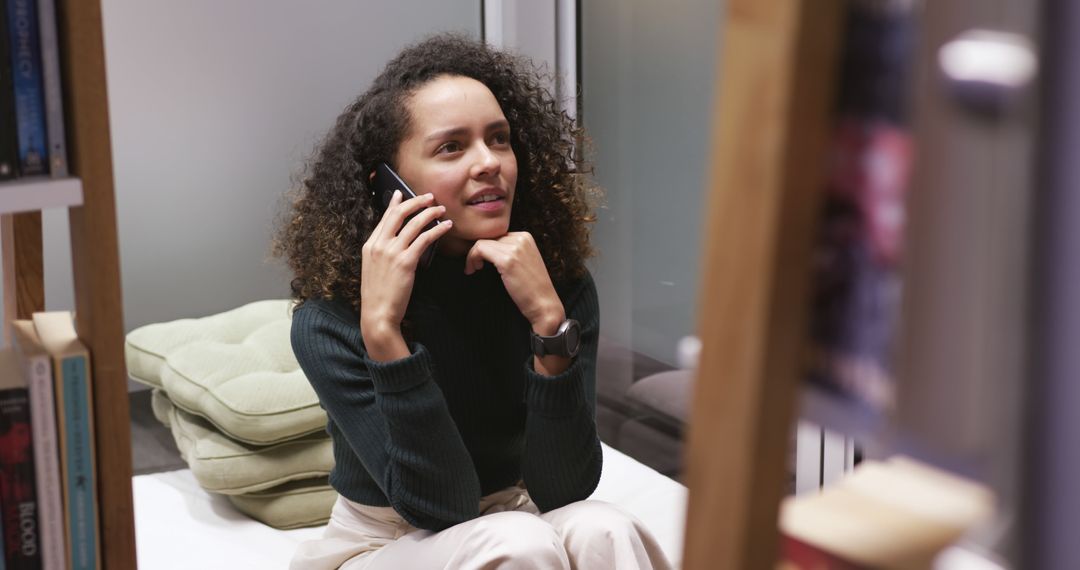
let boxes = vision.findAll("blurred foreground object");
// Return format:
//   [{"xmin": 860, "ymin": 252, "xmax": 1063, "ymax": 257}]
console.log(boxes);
[
  {"xmin": 779, "ymin": 456, "xmax": 994, "ymax": 569},
  {"xmin": 938, "ymin": 29, "xmax": 1037, "ymax": 119},
  {"xmin": 805, "ymin": 0, "xmax": 916, "ymax": 422}
]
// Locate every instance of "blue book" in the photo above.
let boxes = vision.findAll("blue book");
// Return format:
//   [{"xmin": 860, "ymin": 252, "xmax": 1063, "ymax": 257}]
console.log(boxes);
[
  {"xmin": 6, "ymin": 0, "xmax": 48, "ymax": 176},
  {"xmin": 32, "ymin": 312, "xmax": 99, "ymax": 570}
]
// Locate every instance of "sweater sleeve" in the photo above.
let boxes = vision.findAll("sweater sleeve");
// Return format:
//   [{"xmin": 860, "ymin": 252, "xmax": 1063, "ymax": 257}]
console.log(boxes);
[
  {"xmin": 290, "ymin": 303, "xmax": 482, "ymax": 531},
  {"xmin": 520, "ymin": 271, "xmax": 604, "ymax": 511}
]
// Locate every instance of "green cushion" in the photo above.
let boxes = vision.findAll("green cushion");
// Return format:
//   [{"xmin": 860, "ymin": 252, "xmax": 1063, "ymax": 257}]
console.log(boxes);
[
  {"xmin": 152, "ymin": 390, "xmax": 333, "ymax": 495},
  {"xmin": 125, "ymin": 300, "xmax": 326, "ymax": 444},
  {"xmin": 226, "ymin": 478, "xmax": 336, "ymax": 530}
]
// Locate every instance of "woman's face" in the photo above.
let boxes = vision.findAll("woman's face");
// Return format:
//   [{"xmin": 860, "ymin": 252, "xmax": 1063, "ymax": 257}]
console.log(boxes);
[{"xmin": 394, "ymin": 74, "xmax": 518, "ymax": 257}]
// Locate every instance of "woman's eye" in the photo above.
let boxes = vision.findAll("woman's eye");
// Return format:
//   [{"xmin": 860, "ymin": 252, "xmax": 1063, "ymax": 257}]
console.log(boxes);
[
  {"xmin": 437, "ymin": 141, "xmax": 462, "ymax": 154},
  {"xmin": 491, "ymin": 132, "xmax": 511, "ymax": 146}
]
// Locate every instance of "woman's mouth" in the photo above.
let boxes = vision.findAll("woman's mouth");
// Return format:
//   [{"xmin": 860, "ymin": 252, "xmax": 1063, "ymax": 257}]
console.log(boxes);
[
  {"xmin": 466, "ymin": 189, "xmax": 508, "ymax": 211},
  {"xmin": 467, "ymin": 195, "xmax": 507, "ymax": 211}
]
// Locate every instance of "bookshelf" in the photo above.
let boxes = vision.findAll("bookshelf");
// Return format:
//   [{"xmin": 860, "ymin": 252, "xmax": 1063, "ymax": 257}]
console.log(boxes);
[
  {"xmin": 683, "ymin": 0, "xmax": 1034, "ymax": 566},
  {"xmin": 0, "ymin": 178, "xmax": 82, "ymax": 215},
  {"xmin": 0, "ymin": 0, "xmax": 137, "ymax": 569}
]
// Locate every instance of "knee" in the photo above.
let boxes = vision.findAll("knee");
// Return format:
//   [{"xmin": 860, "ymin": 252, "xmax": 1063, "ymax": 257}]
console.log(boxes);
[
  {"xmin": 553, "ymin": 502, "xmax": 671, "ymax": 570},
  {"xmin": 557, "ymin": 501, "xmax": 641, "ymax": 541},
  {"xmin": 466, "ymin": 512, "xmax": 568, "ymax": 564}
]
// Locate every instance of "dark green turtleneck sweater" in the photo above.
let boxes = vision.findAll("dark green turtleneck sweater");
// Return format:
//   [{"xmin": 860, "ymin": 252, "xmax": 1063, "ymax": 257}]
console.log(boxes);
[{"xmin": 290, "ymin": 253, "xmax": 602, "ymax": 532}]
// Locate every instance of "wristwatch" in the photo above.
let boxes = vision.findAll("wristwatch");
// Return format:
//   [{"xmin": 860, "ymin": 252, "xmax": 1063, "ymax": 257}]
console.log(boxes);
[{"xmin": 531, "ymin": 319, "xmax": 582, "ymax": 358}]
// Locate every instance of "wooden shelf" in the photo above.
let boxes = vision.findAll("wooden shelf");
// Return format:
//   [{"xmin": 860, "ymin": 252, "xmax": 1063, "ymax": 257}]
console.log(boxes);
[{"xmin": 0, "ymin": 177, "xmax": 83, "ymax": 215}]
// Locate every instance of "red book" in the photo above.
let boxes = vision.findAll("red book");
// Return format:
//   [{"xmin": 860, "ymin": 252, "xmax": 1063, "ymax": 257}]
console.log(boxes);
[
  {"xmin": 780, "ymin": 534, "xmax": 869, "ymax": 569},
  {"xmin": 0, "ymin": 348, "xmax": 42, "ymax": 569}
]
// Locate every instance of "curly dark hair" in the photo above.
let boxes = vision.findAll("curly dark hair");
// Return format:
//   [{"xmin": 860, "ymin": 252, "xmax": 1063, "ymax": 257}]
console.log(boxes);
[{"xmin": 272, "ymin": 33, "xmax": 599, "ymax": 313}]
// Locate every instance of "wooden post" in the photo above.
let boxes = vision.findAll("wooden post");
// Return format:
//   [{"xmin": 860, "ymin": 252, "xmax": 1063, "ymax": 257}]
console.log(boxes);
[
  {"xmin": 60, "ymin": 0, "xmax": 137, "ymax": 568},
  {"xmin": 680, "ymin": 1, "xmax": 843, "ymax": 568},
  {"xmin": 1, "ymin": 211, "xmax": 45, "ymax": 343}
]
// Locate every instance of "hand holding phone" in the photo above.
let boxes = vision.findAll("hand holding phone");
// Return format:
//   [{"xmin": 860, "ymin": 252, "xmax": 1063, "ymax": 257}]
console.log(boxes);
[
  {"xmin": 360, "ymin": 168, "xmax": 453, "ymax": 358},
  {"xmin": 371, "ymin": 162, "xmax": 442, "ymax": 268}
]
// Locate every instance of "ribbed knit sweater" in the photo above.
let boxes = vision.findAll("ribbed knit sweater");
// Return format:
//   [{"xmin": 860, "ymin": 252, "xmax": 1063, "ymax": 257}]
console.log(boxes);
[{"xmin": 290, "ymin": 253, "xmax": 603, "ymax": 532}]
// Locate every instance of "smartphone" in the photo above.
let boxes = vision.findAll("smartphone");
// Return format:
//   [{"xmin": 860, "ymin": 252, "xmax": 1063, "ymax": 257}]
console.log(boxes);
[{"xmin": 370, "ymin": 162, "xmax": 441, "ymax": 268}]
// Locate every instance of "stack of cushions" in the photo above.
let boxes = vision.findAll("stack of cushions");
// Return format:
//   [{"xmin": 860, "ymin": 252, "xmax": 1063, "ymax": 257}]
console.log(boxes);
[{"xmin": 125, "ymin": 300, "xmax": 336, "ymax": 529}]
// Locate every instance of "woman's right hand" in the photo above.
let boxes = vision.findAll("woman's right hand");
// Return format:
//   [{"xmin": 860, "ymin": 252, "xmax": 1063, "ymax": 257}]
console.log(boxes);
[{"xmin": 360, "ymin": 190, "xmax": 453, "ymax": 360}]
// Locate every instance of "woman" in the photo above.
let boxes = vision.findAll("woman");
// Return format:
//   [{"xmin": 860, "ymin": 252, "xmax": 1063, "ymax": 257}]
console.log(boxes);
[{"xmin": 275, "ymin": 34, "xmax": 672, "ymax": 569}]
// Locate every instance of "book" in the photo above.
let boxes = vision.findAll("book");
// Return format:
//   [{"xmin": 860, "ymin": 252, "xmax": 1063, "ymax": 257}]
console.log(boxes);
[
  {"xmin": 0, "ymin": 348, "xmax": 42, "ymax": 570},
  {"xmin": 0, "ymin": 494, "xmax": 5, "ymax": 570},
  {"xmin": 803, "ymin": 0, "xmax": 916, "ymax": 426},
  {"xmin": 778, "ymin": 455, "xmax": 994, "ymax": 569},
  {"xmin": 34, "ymin": 0, "xmax": 65, "ymax": 177},
  {"xmin": 5, "ymin": 0, "xmax": 48, "ymax": 176},
  {"xmin": 0, "ymin": 1, "xmax": 19, "ymax": 180},
  {"xmin": 11, "ymin": 321, "xmax": 65, "ymax": 570},
  {"xmin": 32, "ymin": 312, "xmax": 100, "ymax": 570}
]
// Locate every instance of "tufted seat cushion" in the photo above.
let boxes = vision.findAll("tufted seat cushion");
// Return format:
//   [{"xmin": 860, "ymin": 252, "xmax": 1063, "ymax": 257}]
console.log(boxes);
[
  {"xmin": 126, "ymin": 300, "xmax": 326, "ymax": 444},
  {"xmin": 226, "ymin": 477, "xmax": 337, "ymax": 530},
  {"xmin": 151, "ymin": 389, "xmax": 333, "ymax": 495}
]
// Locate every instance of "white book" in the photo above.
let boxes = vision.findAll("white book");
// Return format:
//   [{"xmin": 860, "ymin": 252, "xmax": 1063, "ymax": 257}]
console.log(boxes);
[
  {"xmin": 32, "ymin": 311, "xmax": 100, "ymax": 570},
  {"xmin": 11, "ymin": 320, "xmax": 65, "ymax": 570},
  {"xmin": 35, "ymin": 0, "xmax": 68, "ymax": 177}
]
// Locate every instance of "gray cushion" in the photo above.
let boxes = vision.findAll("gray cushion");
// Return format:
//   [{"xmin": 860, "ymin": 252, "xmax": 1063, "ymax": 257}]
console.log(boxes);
[{"xmin": 625, "ymin": 370, "xmax": 694, "ymax": 425}]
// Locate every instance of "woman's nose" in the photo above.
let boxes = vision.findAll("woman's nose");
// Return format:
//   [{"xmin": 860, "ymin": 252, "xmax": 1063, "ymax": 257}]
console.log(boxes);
[{"xmin": 471, "ymin": 144, "xmax": 501, "ymax": 178}]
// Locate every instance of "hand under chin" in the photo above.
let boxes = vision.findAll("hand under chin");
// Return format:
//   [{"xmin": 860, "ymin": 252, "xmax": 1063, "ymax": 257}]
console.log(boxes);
[{"xmin": 439, "ymin": 229, "xmax": 510, "ymax": 256}]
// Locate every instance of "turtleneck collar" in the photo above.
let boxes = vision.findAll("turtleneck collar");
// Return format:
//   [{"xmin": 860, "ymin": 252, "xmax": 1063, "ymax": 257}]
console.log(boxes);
[{"xmin": 415, "ymin": 251, "xmax": 503, "ymax": 299}]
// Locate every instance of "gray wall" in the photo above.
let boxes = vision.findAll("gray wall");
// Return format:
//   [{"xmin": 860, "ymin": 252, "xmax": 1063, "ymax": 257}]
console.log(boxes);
[
  {"xmin": 34, "ymin": 1, "xmax": 478, "ymax": 380},
  {"xmin": 581, "ymin": 0, "xmax": 720, "ymax": 365}
]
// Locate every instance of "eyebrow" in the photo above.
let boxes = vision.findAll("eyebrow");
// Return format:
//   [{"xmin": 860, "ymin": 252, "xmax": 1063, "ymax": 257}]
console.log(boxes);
[{"xmin": 424, "ymin": 119, "xmax": 510, "ymax": 142}]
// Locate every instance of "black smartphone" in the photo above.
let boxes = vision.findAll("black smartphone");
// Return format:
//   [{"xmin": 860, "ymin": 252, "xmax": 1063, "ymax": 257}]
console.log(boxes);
[{"xmin": 370, "ymin": 162, "xmax": 441, "ymax": 268}]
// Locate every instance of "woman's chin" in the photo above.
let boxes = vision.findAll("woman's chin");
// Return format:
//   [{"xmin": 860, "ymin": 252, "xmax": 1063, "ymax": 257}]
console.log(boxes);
[
  {"xmin": 460, "ymin": 221, "xmax": 511, "ymax": 241},
  {"xmin": 435, "ymin": 221, "xmax": 511, "ymax": 254}
]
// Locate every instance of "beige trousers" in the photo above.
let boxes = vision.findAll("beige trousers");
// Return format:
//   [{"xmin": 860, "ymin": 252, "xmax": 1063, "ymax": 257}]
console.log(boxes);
[{"xmin": 290, "ymin": 485, "xmax": 674, "ymax": 570}]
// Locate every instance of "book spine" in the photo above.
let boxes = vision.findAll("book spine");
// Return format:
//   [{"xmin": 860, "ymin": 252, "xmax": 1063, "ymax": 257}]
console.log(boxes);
[
  {"xmin": 780, "ymin": 535, "xmax": 869, "ymax": 570},
  {"xmin": 56, "ymin": 355, "xmax": 97, "ymax": 570},
  {"xmin": 25, "ymin": 354, "xmax": 62, "ymax": 570},
  {"xmin": 0, "ymin": 494, "xmax": 5, "ymax": 570},
  {"xmin": 5, "ymin": 0, "xmax": 47, "ymax": 176},
  {"xmin": 0, "ymin": 0, "xmax": 19, "ymax": 180},
  {"xmin": 0, "ymin": 386, "xmax": 42, "ymax": 570},
  {"xmin": 33, "ymin": 0, "xmax": 64, "ymax": 177}
]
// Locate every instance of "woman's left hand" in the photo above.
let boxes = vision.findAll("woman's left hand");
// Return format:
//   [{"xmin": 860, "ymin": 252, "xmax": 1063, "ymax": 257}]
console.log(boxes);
[{"xmin": 465, "ymin": 232, "xmax": 565, "ymax": 335}]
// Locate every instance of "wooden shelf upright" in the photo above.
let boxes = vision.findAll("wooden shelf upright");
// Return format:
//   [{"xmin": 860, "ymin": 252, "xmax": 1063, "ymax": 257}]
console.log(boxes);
[
  {"xmin": 680, "ymin": 0, "xmax": 845, "ymax": 568},
  {"xmin": 1, "ymin": 0, "xmax": 137, "ymax": 568}
]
